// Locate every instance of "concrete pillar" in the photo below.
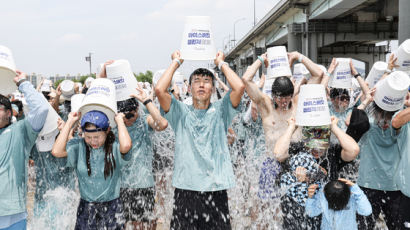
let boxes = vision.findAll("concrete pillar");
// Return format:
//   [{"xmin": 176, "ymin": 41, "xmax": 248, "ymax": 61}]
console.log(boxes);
[
  {"xmin": 287, "ymin": 32, "xmax": 301, "ymax": 52},
  {"xmin": 309, "ymin": 33, "xmax": 318, "ymax": 63},
  {"xmin": 399, "ymin": 0, "xmax": 410, "ymax": 44}
]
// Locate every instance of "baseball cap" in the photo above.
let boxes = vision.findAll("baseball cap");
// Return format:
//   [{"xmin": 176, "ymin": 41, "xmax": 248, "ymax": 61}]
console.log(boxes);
[{"xmin": 81, "ymin": 110, "xmax": 110, "ymax": 132}]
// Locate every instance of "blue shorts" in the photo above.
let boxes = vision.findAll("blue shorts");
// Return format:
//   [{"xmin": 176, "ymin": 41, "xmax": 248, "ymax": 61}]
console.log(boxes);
[
  {"xmin": 75, "ymin": 198, "xmax": 125, "ymax": 230},
  {"xmin": 0, "ymin": 219, "xmax": 26, "ymax": 230}
]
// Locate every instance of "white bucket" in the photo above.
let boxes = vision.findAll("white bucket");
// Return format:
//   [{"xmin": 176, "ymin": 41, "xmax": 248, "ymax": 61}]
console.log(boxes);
[
  {"xmin": 39, "ymin": 103, "xmax": 60, "ymax": 136},
  {"xmin": 106, "ymin": 59, "xmax": 138, "ymax": 101},
  {"xmin": 60, "ymin": 80, "xmax": 75, "ymax": 100},
  {"xmin": 40, "ymin": 79, "xmax": 52, "ymax": 92},
  {"xmin": 172, "ymin": 72, "xmax": 185, "ymax": 93},
  {"xmin": 180, "ymin": 16, "xmax": 216, "ymax": 60},
  {"xmin": 366, "ymin": 61, "xmax": 388, "ymax": 89},
  {"xmin": 329, "ymin": 58, "xmax": 352, "ymax": 89},
  {"xmin": 295, "ymin": 84, "xmax": 331, "ymax": 126},
  {"xmin": 76, "ymin": 82, "xmax": 83, "ymax": 93},
  {"xmin": 396, "ymin": 39, "xmax": 410, "ymax": 73},
  {"xmin": 293, "ymin": 63, "xmax": 310, "ymax": 83},
  {"xmin": 85, "ymin": 77, "xmax": 94, "ymax": 88},
  {"xmin": 374, "ymin": 71, "xmax": 410, "ymax": 111},
  {"xmin": 266, "ymin": 46, "xmax": 291, "ymax": 79},
  {"xmin": 0, "ymin": 45, "xmax": 17, "ymax": 95},
  {"xmin": 79, "ymin": 78, "xmax": 117, "ymax": 128},
  {"xmin": 71, "ymin": 94, "xmax": 85, "ymax": 113}
]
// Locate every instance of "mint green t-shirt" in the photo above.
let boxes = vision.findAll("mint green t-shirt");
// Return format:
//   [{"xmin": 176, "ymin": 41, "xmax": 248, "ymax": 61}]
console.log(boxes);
[
  {"xmin": 0, "ymin": 120, "xmax": 38, "ymax": 216},
  {"xmin": 357, "ymin": 117, "xmax": 400, "ymax": 191},
  {"xmin": 395, "ymin": 122, "xmax": 410, "ymax": 197},
  {"xmin": 119, "ymin": 114, "xmax": 154, "ymax": 189},
  {"xmin": 66, "ymin": 138, "xmax": 131, "ymax": 202},
  {"xmin": 164, "ymin": 91, "xmax": 240, "ymax": 191}
]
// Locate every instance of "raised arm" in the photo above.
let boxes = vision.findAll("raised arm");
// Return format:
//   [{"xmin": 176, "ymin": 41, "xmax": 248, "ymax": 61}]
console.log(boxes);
[
  {"xmin": 288, "ymin": 51, "xmax": 324, "ymax": 84},
  {"xmin": 155, "ymin": 51, "xmax": 182, "ymax": 112},
  {"xmin": 350, "ymin": 59, "xmax": 370, "ymax": 101},
  {"xmin": 52, "ymin": 112, "xmax": 79, "ymax": 157},
  {"xmin": 330, "ymin": 116, "xmax": 360, "ymax": 162},
  {"xmin": 241, "ymin": 53, "xmax": 268, "ymax": 105},
  {"xmin": 392, "ymin": 104, "xmax": 410, "ymax": 129},
  {"xmin": 131, "ymin": 85, "xmax": 168, "ymax": 131},
  {"xmin": 215, "ymin": 51, "xmax": 244, "ymax": 108},
  {"xmin": 115, "ymin": 113, "xmax": 132, "ymax": 154},
  {"xmin": 321, "ymin": 58, "xmax": 338, "ymax": 88},
  {"xmin": 273, "ymin": 117, "xmax": 297, "ymax": 162}
]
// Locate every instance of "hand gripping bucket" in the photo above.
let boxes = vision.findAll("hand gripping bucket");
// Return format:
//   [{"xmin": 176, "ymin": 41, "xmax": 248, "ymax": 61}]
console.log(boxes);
[
  {"xmin": 0, "ymin": 45, "xmax": 17, "ymax": 95},
  {"xmin": 295, "ymin": 84, "xmax": 331, "ymax": 126},
  {"xmin": 366, "ymin": 61, "xmax": 388, "ymax": 89},
  {"xmin": 396, "ymin": 39, "xmax": 410, "ymax": 73},
  {"xmin": 60, "ymin": 80, "xmax": 75, "ymax": 100},
  {"xmin": 293, "ymin": 63, "xmax": 310, "ymax": 83},
  {"xmin": 266, "ymin": 46, "xmax": 291, "ymax": 79},
  {"xmin": 180, "ymin": 16, "xmax": 216, "ymax": 60},
  {"xmin": 79, "ymin": 78, "xmax": 117, "ymax": 128},
  {"xmin": 71, "ymin": 94, "xmax": 86, "ymax": 112},
  {"xmin": 374, "ymin": 71, "xmax": 410, "ymax": 111},
  {"xmin": 328, "ymin": 58, "xmax": 352, "ymax": 89},
  {"xmin": 105, "ymin": 59, "xmax": 138, "ymax": 101}
]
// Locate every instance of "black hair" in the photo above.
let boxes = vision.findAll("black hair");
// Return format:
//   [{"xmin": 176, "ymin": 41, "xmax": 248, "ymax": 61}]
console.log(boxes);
[
  {"xmin": 64, "ymin": 100, "xmax": 71, "ymax": 113},
  {"xmin": 370, "ymin": 102, "xmax": 397, "ymax": 121},
  {"xmin": 271, "ymin": 76, "xmax": 294, "ymax": 109},
  {"xmin": 189, "ymin": 68, "xmax": 215, "ymax": 86},
  {"xmin": 11, "ymin": 100, "xmax": 23, "ymax": 113},
  {"xmin": 324, "ymin": 180, "xmax": 350, "ymax": 211},
  {"xmin": 0, "ymin": 94, "xmax": 12, "ymax": 126},
  {"xmin": 329, "ymin": 88, "xmax": 350, "ymax": 99},
  {"xmin": 117, "ymin": 98, "xmax": 139, "ymax": 113},
  {"xmin": 42, "ymin": 91, "xmax": 51, "ymax": 101},
  {"xmin": 84, "ymin": 123, "xmax": 116, "ymax": 179}
]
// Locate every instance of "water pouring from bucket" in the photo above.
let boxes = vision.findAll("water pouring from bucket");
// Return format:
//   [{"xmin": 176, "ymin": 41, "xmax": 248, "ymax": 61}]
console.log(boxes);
[
  {"xmin": 180, "ymin": 16, "xmax": 216, "ymax": 60},
  {"xmin": 0, "ymin": 45, "xmax": 17, "ymax": 95}
]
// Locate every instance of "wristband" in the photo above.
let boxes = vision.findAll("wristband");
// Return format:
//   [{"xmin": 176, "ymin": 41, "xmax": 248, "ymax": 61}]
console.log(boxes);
[
  {"xmin": 257, "ymin": 56, "xmax": 264, "ymax": 64},
  {"xmin": 353, "ymin": 73, "xmax": 361, "ymax": 79},
  {"xmin": 143, "ymin": 99, "xmax": 152, "ymax": 106},
  {"xmin": 173, "ymin": 59, "xmax": 181, "ymax": 66},
  {"xmin": 297, "ymin": 54, "xmax": 304, "ymax": 63},
  {"xmin": 218, "ymin": 61, "xmax": 228, "ymax": 70}
]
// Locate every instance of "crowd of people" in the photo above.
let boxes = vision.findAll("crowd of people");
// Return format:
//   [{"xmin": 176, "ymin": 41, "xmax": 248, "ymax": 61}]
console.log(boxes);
[{"xmin": 0, "ymin": 47, "xmax": 409, "ymax": 230}]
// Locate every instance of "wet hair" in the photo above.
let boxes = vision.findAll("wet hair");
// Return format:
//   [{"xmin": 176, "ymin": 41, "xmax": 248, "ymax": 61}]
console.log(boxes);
[
  {"xmin": 189, "ymin": 68, "xmax": 215, "ymax": 86},
  {"xmin": 64, "ymin": 100, "xmax": 71, "ymax": 113},
  {"xmin": 271, "ymin": 76, "xmax": 294, "ymax": 109},
  {"xmin": 117, "ymin": 98, "xmax": 139, "ymax": 113},
  {"xmin": 369, "ymin": 102, "xmax": 397, "ymax": 121},
  {"xmin": 329, "ymin": 88, "xmax": 350, "ymax": 99},
  {"xmin": 84, "ymin": 123, "xmax": 116, "ymax": 179},
  {"xmin": 324, "ymin": 180, "xmax": 350, "ymax": 211},
  {"xmin": 0, "ymin": 94, "xmax": 12, "ymax": 126}
]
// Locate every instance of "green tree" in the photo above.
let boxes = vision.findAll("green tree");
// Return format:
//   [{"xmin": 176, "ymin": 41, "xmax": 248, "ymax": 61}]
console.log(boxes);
[{"xmin": 134, "ymin": 70, "xmax": 153, "ymax": 84}]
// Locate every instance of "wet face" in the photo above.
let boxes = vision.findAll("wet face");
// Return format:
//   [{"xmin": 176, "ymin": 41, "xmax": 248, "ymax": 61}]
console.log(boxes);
[
  {"xmin": 310, "ymin": 148, "xmax": 327, "ymax": 159},
  {"xmin": 374, "ymin": 111, "xmax": 393, "ymax": 130},
  {"xmin": 274, "ymin": 95, "xmax": 292, "ymax": 110},
  {"xmin": 83, "ymin": 124, "xmax": 108, "ymax": 149},
  {"xmin": 190, "ymin": 75, "xmax": 214, "ymax": 102},
  {"xmin": 331, "ymin": 94, "xmax": 350, "ymax": 111},
  {"xmin": 0, "ymin": 105, "xmax": 11, "ymax": 129},
  {"xmin": 123, "ymin": 109, "xmax": 139, "ymax": 127}
]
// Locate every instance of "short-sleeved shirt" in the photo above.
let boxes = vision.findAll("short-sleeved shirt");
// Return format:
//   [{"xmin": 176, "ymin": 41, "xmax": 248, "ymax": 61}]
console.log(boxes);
[
  {"xmin": 163, "ymin": 91, "xmax": 240, "ymax": 191},
  {"xmin": 395, "ymin": 122, "xmax": 410, "ymax": 197},
  {"xmin": 66, "ymin": 138, "xmax": 131, "ymax": 202},
  {"xmin": 357, "ymin": 118, "xmax": 400, "ymax": 191},
  {"xmin": 118, "ymin": 114, "xmax": 154, "ymax": 189},
  {"xmin": 0, "ymin": 120, "xmax": 38, "ymax": 216}
]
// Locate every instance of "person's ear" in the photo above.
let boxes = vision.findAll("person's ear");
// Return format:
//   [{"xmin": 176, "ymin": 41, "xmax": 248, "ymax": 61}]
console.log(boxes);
[
  {"xmin": 7, "ymin": 109, "xmax": 11, "ymax": 118},
  {"xmin": 188, "ymin": 85, "xmax": 191, "ymax": 93}
]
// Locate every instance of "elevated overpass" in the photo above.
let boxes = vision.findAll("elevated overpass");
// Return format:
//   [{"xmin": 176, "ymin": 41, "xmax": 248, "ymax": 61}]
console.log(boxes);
[{"xmin": 225, "ymin": 0, "xmax": 408, "ymax": 77}]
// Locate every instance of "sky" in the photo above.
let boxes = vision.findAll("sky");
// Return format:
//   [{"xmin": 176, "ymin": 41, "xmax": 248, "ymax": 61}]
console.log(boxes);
[{"xmin": 1, "ymin": 0, "xmax": 278, "ymax": 78}]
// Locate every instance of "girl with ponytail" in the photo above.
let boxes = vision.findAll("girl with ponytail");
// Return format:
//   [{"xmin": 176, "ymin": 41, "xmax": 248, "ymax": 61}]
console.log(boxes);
[{"xmin": 52, "ymin": 110, "xmax": 132, "ymax": 229}]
